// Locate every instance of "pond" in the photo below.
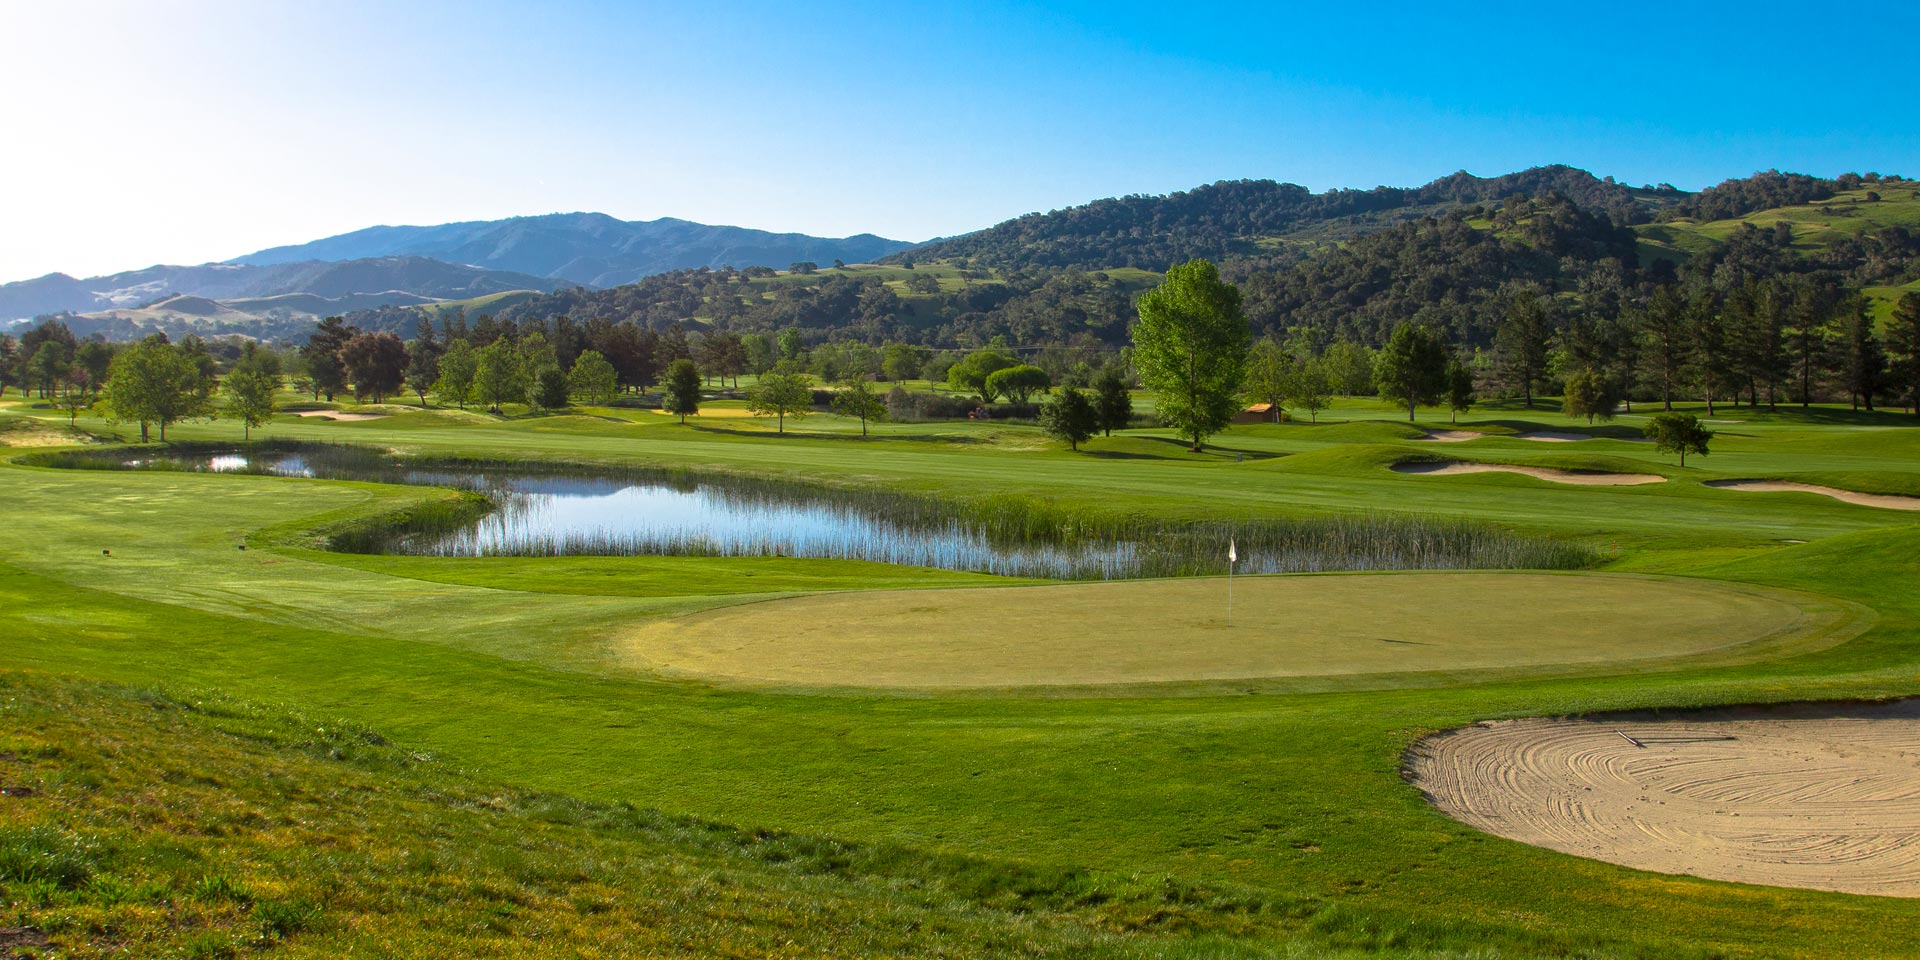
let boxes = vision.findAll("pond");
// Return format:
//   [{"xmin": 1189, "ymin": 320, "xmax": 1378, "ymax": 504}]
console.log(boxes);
[{"xmin": 68, "ymin": 445, "xmax": 1594, "ymax": 580}]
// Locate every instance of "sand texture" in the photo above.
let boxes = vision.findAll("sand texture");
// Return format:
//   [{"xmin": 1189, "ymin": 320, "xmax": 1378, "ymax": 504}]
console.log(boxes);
[
  {"xmin": 1391, "ymin": 461, "xmax": 1665, "ymax": 486},
  {"xmin": 1410, "ymin": 701, "xmax": 1920, "ymax": 896},
  {"xmin": 1704, "ymin": 479, "xmax": 1920, "ymax": 511}
]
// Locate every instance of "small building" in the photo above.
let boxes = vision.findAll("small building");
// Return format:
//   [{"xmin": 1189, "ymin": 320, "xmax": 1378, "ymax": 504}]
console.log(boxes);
[{"xmin": 1233, "ymin": 403, "xmax": 1284, "ymax": 424}]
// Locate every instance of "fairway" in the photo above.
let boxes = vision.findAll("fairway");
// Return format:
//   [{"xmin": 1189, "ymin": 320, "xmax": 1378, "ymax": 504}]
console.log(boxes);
[{"xmin": 624, "ymin": 573, "xmax": 1852, "ymax": 689}]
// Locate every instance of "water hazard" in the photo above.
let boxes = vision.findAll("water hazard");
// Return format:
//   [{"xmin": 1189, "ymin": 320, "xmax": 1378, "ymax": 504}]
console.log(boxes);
[{"xmin": 76, "ymin": 445, "xmax": 1592, "ymax": 580}]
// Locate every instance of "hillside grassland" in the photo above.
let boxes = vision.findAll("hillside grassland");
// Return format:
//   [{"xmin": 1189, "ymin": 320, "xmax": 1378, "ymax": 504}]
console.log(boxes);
[
  {"xmin": 1634, "ymin": 187, "xmax": 1920, "ymax": 275},
  {"xmin": 4, "ymin": 391, "xmax": 1920, "ymax": 957}
]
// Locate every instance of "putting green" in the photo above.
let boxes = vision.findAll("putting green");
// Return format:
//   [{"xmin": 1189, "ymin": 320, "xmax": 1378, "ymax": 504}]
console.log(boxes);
[{"xmin": 624, "ymin": 572, "xmax": 1865, "ymax": 690}]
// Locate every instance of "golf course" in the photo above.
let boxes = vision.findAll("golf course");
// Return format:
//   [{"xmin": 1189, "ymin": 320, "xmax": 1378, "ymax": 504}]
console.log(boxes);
[{"xmin": 5, "ymin": 385, "xmax": 1920, "ymax": 958}]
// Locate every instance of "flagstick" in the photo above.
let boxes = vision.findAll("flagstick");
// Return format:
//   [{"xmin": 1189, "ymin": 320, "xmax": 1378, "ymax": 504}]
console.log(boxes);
[{"xmin": 1226, "ymin": 536, "xmax": 1236, "ymax": 627}]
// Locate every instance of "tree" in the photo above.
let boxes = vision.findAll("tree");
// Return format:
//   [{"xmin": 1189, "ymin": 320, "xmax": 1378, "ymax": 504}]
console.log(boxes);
[
  {"xmin": 1886, "ymin": 293, "xmax": 1920, "ymax": 415},
  {"xmin": 1039, "ymin": 387, "xmax": 1099, "ymax": 451},
  {"xmin": 433, "ymin": 339, "xmax": 478, "ymax": 408},
  {"xmin": 663, "ymin": 358, "xmax": 702, "ymax": 424},
  {"xmin": 1444, "ymin": 357, "xmax": 1475, "ymax": 424},
  {"xmin": 1686, "ymin": 290, "xmax": 1733, "ymax": 415},
  {"xmin": 1786, "ymin": 282, "xmax": 1837, "ymax": 407},
  {"xmin": 1373, "ymin": 324, "xmax": 1449, "ymax": 421},
  {"xmin": 405, "ymin": 342, "xmax": 440, "ymax": 407},
  {"xmin": 1285, "ymin": 356, "xmax": 1333, "ymax": 423},
  {"xmin": 1561, "ymin": 369, "xmax": 1616, "ymax": 424},
  {"xmin": 1132, "ymin": 259, "xmax": 1252, "ymax": 451},
  {"xmin": 1093, "ymin": 366, "xmax": 1133, "ymax": 436},
  {"xmin": 103, "ymin": 337, "xmax": 215, "ymax": 442},
  {"xmin": 29, "ymin": 342, "xmax": 70, "ymax": 399},
  {"xmin": 1493, "ymin": 288, "xmax": 1553, "ymax": 407},
  {"xmin": 340, "ymin": 332, "xmax": 408, "ymax": 403},
  {"xmin": 830, "ymin": 377, "xmax": 887, "ymax": 436},
  {"xmin": 225, "ymin": 369, "xmax": 278, "ymax": 440},
  {"xmin": 882, "ymin": 342, "xmax": 929, "ymax": 382},
  {"xmin": 984, "ymin": 364, "xmax": 1051, "ymax": 404},
  {"xmin": 1242, "ymin": 338, "xmax": 1291, "ymax": 423},
  {"xmin": 747, "ymin": 361, "xmax": 812, "ymax": 433},
  {"xmin": 566, "ymin": 350, "xmax": 619, "ymax": 404},
  {"xmin": 945, "ymin": 347, "xmax": 1016, "ymax": 399},
  {"xmin": 16, "ymin": 320, "xmax": 76, "ymax": 398},
  {"xmin": 1640, "ymin": 285, "xmax": 1687, "ymax": 410},
  {"xmin": 1322, "ymin": 339, "xmax": 1375, "ymax": 396},
  {"xmin": 777, "ymin": 328, "xmax": 805, "ymax": 364},
  {"xmin": 302, "ymin": 316, "xmax": 356, "ymax": 401},
  {"xmin": 0, "ymin": 336, "xmax": 17, "ymax": 397},
  {"xmin": 1644, "ymin": 412, "xmax": 1712, "ymax": 466},
  {"xmin": 472, "ymin": 338, "xmax": 528, "ymax": 411},
  {"xmin": 1834, "ymin": 296, "xmax": 1888, "ymax": 411},
  {"xmin": 531, "ymin": 366, "xmax": 571, "ymax": 412}
]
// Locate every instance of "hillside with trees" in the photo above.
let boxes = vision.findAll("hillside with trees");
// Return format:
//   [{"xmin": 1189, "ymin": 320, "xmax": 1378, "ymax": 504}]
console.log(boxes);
[{"xmin": 884, "ymin": 165, "xmax": 1682, "ymax": 272}]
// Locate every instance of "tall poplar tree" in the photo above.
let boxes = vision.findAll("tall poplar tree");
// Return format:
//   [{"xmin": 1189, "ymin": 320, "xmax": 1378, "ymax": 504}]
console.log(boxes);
[{"xmin": 1131, "ymin": 259, "xmax": 1251, "ymax": 451}]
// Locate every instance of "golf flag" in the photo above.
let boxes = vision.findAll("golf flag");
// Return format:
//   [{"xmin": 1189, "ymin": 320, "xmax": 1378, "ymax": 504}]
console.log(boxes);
[{"xmin": 1228, "ymin": 538, "xmax": 1237, "ymax": 564}]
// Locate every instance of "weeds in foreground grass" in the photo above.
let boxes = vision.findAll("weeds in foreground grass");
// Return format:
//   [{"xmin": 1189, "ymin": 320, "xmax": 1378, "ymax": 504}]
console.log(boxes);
[
  {"xmin": 36, "ymin": 443, "xmax": 1599, "ymax": 578},
  {"xmin": 0, "ymin": 824, "xmax": 97, "ymax": 888}
]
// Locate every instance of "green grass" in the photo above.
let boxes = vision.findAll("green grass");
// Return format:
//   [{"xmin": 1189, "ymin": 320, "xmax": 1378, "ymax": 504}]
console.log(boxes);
[
  {"xmin": 1634, "ymin": 187, "xmax": 1920, "ymax": 319},
  {"xmin": 5, "ymin": 386, "xmax": 1920, "ymax": 957}
]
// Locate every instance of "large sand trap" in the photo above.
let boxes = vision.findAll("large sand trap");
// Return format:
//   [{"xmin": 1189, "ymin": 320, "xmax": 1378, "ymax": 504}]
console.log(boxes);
[
  {"xmin": 1705, "ymin": 479, "xmax": 1920, "ymax": 512},
  {"xmin": 1413, "ymin": 430, "xmax": 1484, "ymax": 442},
  {"xmin": 623, "ymin": 573, "xmax": 1849, "ymax": 690},
  {"xmin": 1391, "ymin": 461, "xmax": 1665, "ymax": 486},
  {"xmin": 294, "ymin": 410, "xmax": 387, "ymax": 422},
  {"xmin": 1410, "ymin": 701, "xmax": 1920, "ymax": 896}
]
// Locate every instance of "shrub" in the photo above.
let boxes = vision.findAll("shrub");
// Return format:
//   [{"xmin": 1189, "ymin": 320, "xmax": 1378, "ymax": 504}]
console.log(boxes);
[{"xmin": 884, "ymin": 387, "xmax": 979, "ymax": 422}]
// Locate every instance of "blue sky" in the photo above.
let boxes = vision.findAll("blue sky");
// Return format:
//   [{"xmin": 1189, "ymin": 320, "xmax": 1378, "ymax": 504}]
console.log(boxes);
[{"xmin": 2, "ymin": 0, "xmax": 1915, "ymax": 280}]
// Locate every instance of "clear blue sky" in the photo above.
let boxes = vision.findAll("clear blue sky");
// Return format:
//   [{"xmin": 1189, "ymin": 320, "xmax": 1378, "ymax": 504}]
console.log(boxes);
[{"xmin": 2, "ymin": 0, "xmax": 1915, "ymax": 280}]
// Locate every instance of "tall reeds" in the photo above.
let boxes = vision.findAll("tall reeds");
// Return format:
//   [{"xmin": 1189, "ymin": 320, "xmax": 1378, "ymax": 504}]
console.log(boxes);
[{"xmin": 49, "ymin": 442, "xmax": 1599, "ymax": 579}]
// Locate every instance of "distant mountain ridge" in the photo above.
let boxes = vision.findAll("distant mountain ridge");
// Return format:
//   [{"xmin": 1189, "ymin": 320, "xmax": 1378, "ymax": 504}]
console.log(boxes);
[
  {"xmin": 0, "ymin": 257, "xmax": 565, "ymax": 321},
  {"xmin": 230, "ymin": 212, "xmax": 920, "ymax": 288},
  {"xmin": 887, "ymin": 165, "xmax": 1685, "ymax": 271}
]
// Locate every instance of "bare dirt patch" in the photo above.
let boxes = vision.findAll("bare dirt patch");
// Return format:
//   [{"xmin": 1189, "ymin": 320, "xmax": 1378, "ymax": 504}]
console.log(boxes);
[
  {"xmin": 1410, "ymin": 700, "xmax": 1920, "ymax": 896},
  {"xmin": 624, "ymin": 573, "xmax": 1845, "ymax": 690},
  {"xmin": 1391, "ymin": 461, "xmax": 1665, "ymax": 486},
  {"xmin": 1704, "ymin": 479, "xmax": 1920, "ymax": 512}
]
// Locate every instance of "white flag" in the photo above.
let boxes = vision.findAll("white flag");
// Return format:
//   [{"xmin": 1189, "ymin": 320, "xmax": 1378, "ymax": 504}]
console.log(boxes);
[{"xmin": 1228, "ymin": 538, "xmax": 1237, "ymax": 564}]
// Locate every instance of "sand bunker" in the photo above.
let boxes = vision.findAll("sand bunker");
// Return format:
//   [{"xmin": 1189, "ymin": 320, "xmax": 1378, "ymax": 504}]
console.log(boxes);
[
  {"xmin": 1413, "ymin": 430, "xmax": 1484, "ymax": 442},
  {"xmin": 1705, "ymin": 479, "xmax": 1920, "ymax": 512},
  {"xmin": 294, "ymin": 410, "xmax": 387, "ymax": 422},
  {"xmin": 1411, "ymin": 700, "xmax": 1920, "ymax": 896},
  {"xmin": 1512, "ymin": 430, "xmax": 1592, "ymax": 442},
  {"xmin": 1392, "ymin": 461, "xmax": 1665, "ymax": 486}
]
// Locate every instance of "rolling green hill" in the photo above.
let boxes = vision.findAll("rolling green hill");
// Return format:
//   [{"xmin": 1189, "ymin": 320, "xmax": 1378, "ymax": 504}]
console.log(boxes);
[{"xmin": 1635, "ymin": 185, "xmax": 1920, "ymax": 265}]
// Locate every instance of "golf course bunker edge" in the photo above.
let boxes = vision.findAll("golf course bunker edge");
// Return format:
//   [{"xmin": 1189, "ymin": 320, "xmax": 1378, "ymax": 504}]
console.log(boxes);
[
  {"xmin": 1409, "ymin": 699, "xmax": 1920, "ymax": 897},
  {"xmin": 621, "ymin": 572, "xmax": 1862, "ymax": 691}
]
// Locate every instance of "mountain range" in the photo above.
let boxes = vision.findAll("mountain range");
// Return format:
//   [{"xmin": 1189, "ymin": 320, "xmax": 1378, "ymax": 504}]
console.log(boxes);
[
  {"xmin": 0, "ymin": 257, "xmax": 565, "ymax": 323},
  {"xmin": 1, "ymin": 214, "xmax": 920, "ymax": 324},
  {"xmin": 229, "ymin": 213, "xmax": 918, "ymax": 288}
]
